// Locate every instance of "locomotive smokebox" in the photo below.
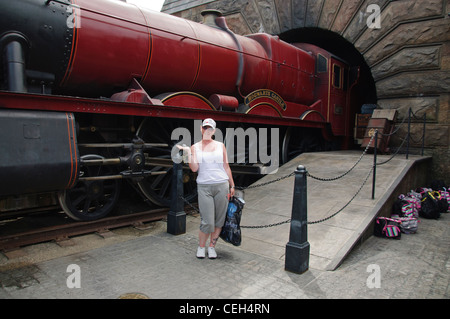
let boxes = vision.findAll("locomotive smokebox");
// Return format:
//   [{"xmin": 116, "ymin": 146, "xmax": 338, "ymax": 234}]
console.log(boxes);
[{"xmin": 0, "ymin": 110, "xmax": 79, "ymax": 196}]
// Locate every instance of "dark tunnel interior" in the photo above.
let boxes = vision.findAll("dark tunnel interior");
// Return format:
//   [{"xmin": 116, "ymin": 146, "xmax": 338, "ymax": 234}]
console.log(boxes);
[{"xmin": 280, "ymin": 27, "xmax": 378, "ymax": 111}]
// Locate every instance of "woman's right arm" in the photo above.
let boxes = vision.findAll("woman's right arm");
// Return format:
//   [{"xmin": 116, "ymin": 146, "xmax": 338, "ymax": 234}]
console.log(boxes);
[{"xmin": 177, "ymin": 144, "xmax": 199, "ymax": 172}]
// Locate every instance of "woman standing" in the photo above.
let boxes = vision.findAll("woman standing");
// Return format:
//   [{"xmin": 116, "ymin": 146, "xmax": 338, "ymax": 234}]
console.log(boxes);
[{"xmin": 179, "ymin": 119, "xmax": 235, "ymax": 259}]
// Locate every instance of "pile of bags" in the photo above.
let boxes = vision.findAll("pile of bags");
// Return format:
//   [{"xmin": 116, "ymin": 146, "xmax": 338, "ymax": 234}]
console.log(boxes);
[{"xmin": 375, "ymin": 180, "xmax": 449, "ymax": 239}]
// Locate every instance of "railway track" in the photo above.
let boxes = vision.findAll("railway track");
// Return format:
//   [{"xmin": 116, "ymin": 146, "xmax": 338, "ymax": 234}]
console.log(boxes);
[{"xmin": 0, "ymin": 208, "xmax": 171, "ymax": 253}]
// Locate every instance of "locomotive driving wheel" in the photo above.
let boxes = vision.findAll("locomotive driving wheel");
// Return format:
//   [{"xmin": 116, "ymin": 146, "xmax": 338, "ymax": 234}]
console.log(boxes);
[
  {"xmin": 136, "ymin": 118, "xmax": 197, "ymax": 207},
  {"xmin": 58, "ymin": 155, "xmax": 121, "ymax": 221}
]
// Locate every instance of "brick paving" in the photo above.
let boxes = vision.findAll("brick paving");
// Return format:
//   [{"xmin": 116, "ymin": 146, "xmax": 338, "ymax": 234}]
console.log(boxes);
[{"xmin": 0, "ymin": 213, "xmax": 448, "ymax": 299}]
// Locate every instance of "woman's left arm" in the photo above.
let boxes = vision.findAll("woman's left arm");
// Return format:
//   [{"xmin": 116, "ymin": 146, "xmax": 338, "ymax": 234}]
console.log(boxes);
[{"xmin": 222, "ymin": 143, "xmax": 235, "ymax": 197}]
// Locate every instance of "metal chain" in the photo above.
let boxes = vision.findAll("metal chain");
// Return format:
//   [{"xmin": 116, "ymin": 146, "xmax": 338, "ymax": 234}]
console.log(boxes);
[
  {"xmin": 180, "ymin": 194, "xmax": 292, "ymax": 229},
  {"xmin": 236, "ymin": 171, "xmax": 295, "ymax": 191},
  {"xmin": 241, "ymin": 219, "xmax": 292, "ymax": 229},
  {"xmin": 376, "ymin": 133, "xmax": 408, "ymax": 166},
  {"xmin": 180, "ymin": 196, "xmax": 200, "ymax": 215},
  {"xmin": 307, "ymin": 165, "xmax": 374, "ymax": 225},
  {"xmin": 378, "ymin": 115, "xmax": 407, "ymax": 137},
  {"xmin": 307, "ymin": 133, "xmax": 375, "ymax": 182},
  {"xmin": 408, "ymin": 132, "xmax": 423, "ymax": 144}
]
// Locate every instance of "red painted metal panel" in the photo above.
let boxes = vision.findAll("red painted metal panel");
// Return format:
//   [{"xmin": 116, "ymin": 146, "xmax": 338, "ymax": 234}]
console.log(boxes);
[
  {"xmin": 58, "ymin": 2, "xmax": 319, "ymax": 107},
  {"xmin": 62, "ymin": 0, "xmax": 149, "ymax": 96},
  {"xmin": 238, "ymin": 36, "xmax": 271, "ymax": 95},
  {"xmin": 247, "ymin": 35, "xmax": 315, "ymax": 104}
]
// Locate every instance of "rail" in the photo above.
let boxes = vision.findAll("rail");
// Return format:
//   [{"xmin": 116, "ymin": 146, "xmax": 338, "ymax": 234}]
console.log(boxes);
[{"xmin": 0, "ymin": 208, "xmax": 169, "ymax": 252}]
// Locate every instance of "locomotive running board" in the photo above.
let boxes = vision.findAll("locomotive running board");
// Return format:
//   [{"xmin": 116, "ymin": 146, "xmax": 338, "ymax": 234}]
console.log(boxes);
[{"xmin": 0, "ymin": 91, "xmax": 326, "ymax": 130}]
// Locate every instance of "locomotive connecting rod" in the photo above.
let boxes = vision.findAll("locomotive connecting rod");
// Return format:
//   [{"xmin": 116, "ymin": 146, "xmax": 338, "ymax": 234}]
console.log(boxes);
[
  {"xmin": 78, "ymin": 143, "xmax": 169, "ymax": 148},
  {"xmin": 81, "ymin": 158, "xmax": 122, "ymax": 166},
  {"xmin": 78, "ymin": 171, "xmax": 167, "ymax": 182}
]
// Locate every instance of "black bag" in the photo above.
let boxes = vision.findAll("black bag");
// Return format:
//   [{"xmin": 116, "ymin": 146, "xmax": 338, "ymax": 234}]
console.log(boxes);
[
  {"xmin": 374, "ymin": 217, "xmax": 401, "ymax": 239},
  {"xmin": 430, "ymin": 179, "xmax": 446, "ymax": 191},
  {"xmin": 220, "ymin": 197, "xmax": 245, "ymax": 246},
  {"xmin": 392, "ymin": 198, "xmax": 409, "ymax": 217},
  {"xmin": 420, "ymin": 191, "xmax": 442, "ymax": 219}
]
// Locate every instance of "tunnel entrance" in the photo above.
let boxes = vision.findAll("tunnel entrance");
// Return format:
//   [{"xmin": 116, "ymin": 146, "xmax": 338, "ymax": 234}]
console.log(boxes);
[{"xmin": 280, "ymin": 27, "xmax": 378, "ymax": 112}]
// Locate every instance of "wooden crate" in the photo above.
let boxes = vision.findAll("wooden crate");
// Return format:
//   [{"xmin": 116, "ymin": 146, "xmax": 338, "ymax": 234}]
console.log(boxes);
[
  {"xmin": 354, "ymin": 114, "xmax": 372, "ymax": 141},
  {"xmin": 361, "ymin": 118, "xmax": 393, "ymax": 153}
]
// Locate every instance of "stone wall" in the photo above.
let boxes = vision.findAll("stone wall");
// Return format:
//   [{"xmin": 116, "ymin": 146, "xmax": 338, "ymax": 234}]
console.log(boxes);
[{"xmin": 162, "ymin": 0, "xmax": 450, "ymax": 183}]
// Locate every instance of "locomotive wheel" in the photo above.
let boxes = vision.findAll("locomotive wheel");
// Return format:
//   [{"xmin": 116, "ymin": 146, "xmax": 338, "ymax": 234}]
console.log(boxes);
[
  {"xmin": 136, "ymin": 118, "xmax": 197, "ymax": 207},
  {"xmin": 282, "ymin": 127, "xmax": 304, "ymax": 164},
  {"xmin": 58, "ymin": 155, "xmax": 121, "ymax": 221}
]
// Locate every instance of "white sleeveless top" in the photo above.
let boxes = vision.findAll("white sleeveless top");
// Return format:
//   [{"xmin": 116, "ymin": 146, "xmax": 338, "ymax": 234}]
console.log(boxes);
[{"xmin": 195, "ymin": 141, "xmax": 229, "ymax": 185}]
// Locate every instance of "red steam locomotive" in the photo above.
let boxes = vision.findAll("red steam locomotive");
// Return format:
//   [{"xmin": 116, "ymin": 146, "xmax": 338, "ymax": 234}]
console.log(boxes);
[{"xmin": 0, "ymin": 0, "xmax": 361, "ymax": 221}]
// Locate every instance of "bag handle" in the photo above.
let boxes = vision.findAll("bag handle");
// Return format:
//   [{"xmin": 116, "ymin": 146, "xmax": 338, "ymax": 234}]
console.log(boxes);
[{"xmin": 378, "ymin": 216, "xmax": 402, "ymax": 224}]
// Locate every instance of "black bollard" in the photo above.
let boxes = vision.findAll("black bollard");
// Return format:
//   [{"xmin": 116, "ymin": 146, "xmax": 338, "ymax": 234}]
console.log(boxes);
[
  {"xmin": 167, "ymin": 160, "xmax": 186, "ymax": 235},
  {"xmin": 285, "ymin": 165, "xmax": 310, "ymax": 274},
  {"xmin": 372, "ymin": 130, "xmax": 378, "ymax": 200}
]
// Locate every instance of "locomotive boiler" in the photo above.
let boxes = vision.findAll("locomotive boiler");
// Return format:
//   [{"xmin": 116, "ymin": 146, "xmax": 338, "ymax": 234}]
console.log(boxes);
[{"xmin": 0, "ymin": 0, "xmax": 361, "ymax": 221}]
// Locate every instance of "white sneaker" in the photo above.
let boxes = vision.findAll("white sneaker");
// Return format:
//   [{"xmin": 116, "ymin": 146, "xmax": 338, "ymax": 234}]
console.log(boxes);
[
  {"xmin": 196, "ymin": 246, "xmax": 206, "ymax": 259},
  {"xmin": 208, "ymin": 247, "xmax": 217, "ymax": 259}
]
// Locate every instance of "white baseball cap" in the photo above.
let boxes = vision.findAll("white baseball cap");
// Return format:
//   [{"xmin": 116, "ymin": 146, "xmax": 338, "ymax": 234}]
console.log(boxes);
[{"xmin": 202, "ymin": 118, "xmax": 216, "ymax": 129}]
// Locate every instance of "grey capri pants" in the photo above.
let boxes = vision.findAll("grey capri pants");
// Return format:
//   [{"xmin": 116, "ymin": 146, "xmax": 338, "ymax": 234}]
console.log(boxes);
[{"xmin": 197, "ymin": 182, "xmax": 229, "ymax": 234}]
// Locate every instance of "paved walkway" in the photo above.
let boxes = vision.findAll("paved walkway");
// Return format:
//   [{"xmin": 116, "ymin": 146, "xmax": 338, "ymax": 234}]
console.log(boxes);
[
  {"xmin": 0, "ymin": 152, "xmax": 448, "ymax": 299},
  {"xmin": 0, "ymin": 214, "xmax": 448, "ymax": 299}
]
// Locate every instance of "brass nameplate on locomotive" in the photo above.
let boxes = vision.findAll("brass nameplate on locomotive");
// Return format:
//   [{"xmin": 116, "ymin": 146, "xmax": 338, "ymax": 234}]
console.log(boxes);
[{"xmin": 245, "ymin": 89, "xmax": 287, "ymax": 111}]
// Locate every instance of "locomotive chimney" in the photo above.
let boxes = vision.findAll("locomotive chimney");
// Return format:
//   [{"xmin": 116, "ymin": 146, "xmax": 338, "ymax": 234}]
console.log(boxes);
[{"xmin": 201, "ymin": 10, "xmax": 224, "ymax": 29}]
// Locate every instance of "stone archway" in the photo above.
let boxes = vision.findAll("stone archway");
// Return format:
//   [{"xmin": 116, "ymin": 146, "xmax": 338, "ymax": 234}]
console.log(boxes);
[{"xmin": 163, "ymin": 0, "xmax": 450, "ymax": 181}]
